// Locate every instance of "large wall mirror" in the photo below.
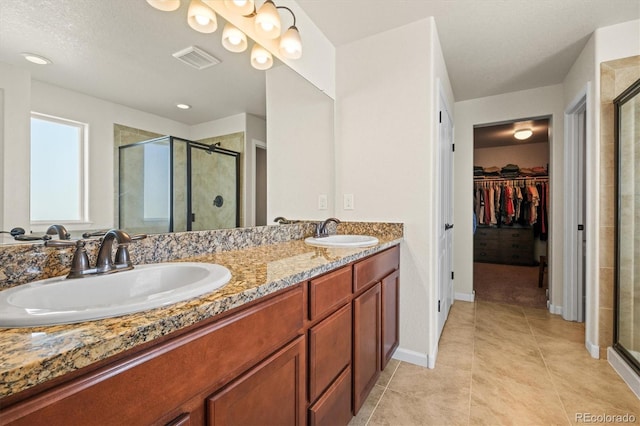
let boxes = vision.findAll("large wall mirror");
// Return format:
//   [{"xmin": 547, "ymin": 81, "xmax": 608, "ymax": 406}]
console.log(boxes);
[
  {"xmin": 0, "ymin": 0, "xmax": 334, "ymax": 241},
  {"xmin": 614, "ymin": 77, "xmax": 640, "ymax": 374}
]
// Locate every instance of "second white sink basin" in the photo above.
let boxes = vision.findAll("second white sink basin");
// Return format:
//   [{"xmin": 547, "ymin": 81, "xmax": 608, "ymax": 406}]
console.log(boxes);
[
  {"xmin": 304, "ymin": 235, "xmax": 379, "ymax": 248},
  {"xmin": 0, "ymin": 262, "xmax": 231, "ymax": 328}
]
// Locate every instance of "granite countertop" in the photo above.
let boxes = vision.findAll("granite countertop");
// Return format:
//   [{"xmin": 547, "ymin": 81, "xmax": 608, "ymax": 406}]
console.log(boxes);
[{"xmin": 0, "ymin": 235, "xmax": 402, "ymax": 400}]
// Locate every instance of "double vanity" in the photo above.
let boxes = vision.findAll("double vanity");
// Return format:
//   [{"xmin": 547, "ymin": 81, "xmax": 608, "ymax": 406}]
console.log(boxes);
[{"xmin": 0, "ymin": 221, "xmax": 402, "ymax": 425}]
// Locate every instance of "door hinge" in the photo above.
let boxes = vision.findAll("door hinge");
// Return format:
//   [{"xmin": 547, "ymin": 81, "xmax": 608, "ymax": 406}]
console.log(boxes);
[
  {"xmin": 578, "ymin": 224, "xmax": 584, "ymax": 231},
  {"xmin": 438, "ymin": 300, "xmax": 441, "ymax": 312},
  {"xmin": 452, "ymin": 143, "xmax": 455, "ymax": 152},
  {"xmin": 451, "ymin": 271, "xmax": 454, "ymax": 280},
  {"xmin": 191, "ymin": 213, "xmax": 196, "ymax": 222},
  {"xmin": 439, "ymin": 111, "xmax": 442, "ymax": 123}
]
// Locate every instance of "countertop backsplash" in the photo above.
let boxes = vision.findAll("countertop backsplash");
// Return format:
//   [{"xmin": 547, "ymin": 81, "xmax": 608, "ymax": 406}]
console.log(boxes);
[{"xmin": 0, "ymin": 222, "xmax": 403, "ymax": 290}]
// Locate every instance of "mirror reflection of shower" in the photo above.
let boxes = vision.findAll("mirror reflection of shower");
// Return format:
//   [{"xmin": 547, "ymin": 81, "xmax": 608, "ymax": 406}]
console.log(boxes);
[{"xmin": 119, "ymin": 136, "xmax": 240, "ymax": 235}]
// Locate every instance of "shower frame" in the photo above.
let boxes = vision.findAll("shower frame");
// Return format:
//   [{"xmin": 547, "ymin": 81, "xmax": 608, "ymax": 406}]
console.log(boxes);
[{"xmin": 118, "ymin": 136, "xmax": 241, "ymax": 232}]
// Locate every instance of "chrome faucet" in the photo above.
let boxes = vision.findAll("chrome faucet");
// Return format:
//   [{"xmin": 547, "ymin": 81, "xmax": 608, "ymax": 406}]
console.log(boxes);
[
  {"xmin": 46, "ymin": 224, "xmax": 71, "ymax": 240},
  {"xmin": 316, "ymin": 217, "xmax": 341, "ymax": 237},
  {"xmin": 274, "ymin": 217, "xmax": 299, "ymax": 224}
]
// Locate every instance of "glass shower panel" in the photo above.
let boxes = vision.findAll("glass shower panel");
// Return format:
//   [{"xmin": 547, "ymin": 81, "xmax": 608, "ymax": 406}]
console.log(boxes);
[
  {"xmin": 190, "ymin": 146, "xmax": 238, "ymax": 231},
  {"xmin": 615, "ymin": 79, "xmax": 640, "ymax": 373},
  {"xmin": 119, "ymin": 139, "xmax": 171, "ymax": 234}
]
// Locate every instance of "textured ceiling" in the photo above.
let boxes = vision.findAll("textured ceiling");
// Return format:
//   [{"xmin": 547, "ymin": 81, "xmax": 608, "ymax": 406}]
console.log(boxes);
[
  {"xmin": 296, "ymin": 0, "xmax": 640, "ymax": 101},
  {"xmin": 1, "ymin": 0, "xmax": 638, "ymax": 126}
]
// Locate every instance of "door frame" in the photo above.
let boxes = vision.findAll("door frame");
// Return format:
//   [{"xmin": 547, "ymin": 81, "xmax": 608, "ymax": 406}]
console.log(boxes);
[
  {"xmin": 250, "ymin": 139, "xmax": 267, "ymax": 227},
  {"xmin": 563, "ymin": 89, "xmax": 587, "ymax": 321}
]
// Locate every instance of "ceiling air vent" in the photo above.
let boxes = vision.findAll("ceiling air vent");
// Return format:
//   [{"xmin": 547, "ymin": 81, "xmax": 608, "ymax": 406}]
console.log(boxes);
[{"xmin": 172, "ymin": 46, "xmax": 221, "ymax": 70}]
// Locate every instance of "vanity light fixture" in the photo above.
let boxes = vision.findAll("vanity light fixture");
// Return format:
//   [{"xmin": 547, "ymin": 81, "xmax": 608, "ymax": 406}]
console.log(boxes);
[
  {"xmin": 176, "ymin": 103, "xmax": 192, "ymax": 109},
  {"xmin": 187, "ymin": 0, "xmax": 217, "ymax": 33},
  {"xmin": 254, "ymin": 0, "xmax": 281, "ymax": 39},
  {"xmin": 146, "ymin": 0, "xmax": 181, "ymax": 12},
  {"xmin": 224, "ymin": 0, "xmax": 255, "ymax": 16},
  {"xmin": 21, "ymin": 53, "xmax": 52, "ymax": 65},
  {"xmin": 222, "ymin": 23, "xmax": 248, "ymax": 52},
  {"xmin": 277, "ymin": 6, "xmax": 302, "ymax": 59},
  {"xmin": 514, "ymin": 129, "xmax": 533, "ymax": 140},
  {"xmin": 250, "ymin": 44, "xmax": 273, "ymax": 70},
  {"xmin": 146, "ymin": 0, "xmax": 302, "ymax": 70}
]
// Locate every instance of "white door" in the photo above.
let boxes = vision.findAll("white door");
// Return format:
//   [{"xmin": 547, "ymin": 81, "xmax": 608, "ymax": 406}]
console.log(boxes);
[{"xmin": 437, "ymin": 93, "xmax": 454, "ymax": 338}]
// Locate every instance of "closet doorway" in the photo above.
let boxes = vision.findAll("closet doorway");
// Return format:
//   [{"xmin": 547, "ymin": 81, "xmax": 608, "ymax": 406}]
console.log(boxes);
[{"xmin": 472, "ymin": 117, "xmax": 551, "ymax": 308}]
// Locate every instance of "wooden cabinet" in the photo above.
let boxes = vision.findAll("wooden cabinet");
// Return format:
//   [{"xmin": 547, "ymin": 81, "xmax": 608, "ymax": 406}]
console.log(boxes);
[
  {"xmin": 381, "ymin": 269, "xmax": 399, "ymax": 369},
  {"xmin": 1, "ymin": 244, "xmax": 401, "ymax": 426},
  {"xmin": 474, "ymin": 226, "xmax": 534, "ymax": 265},
  {"xmin": 207, "ymin": 337, "xmax": 305, "ymax": 426},
  {"xmin": 352, "ymin": 283, "xmax": 382, "ymax": 414},
  {"xmin": 1, "ymin": 286, "xmax": 304, "ymax": 426}
]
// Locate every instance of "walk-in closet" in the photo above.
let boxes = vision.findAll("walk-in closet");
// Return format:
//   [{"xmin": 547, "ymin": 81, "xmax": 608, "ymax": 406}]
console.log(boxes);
[{"xmin": 473, "ymin": 118, "xmax": 550, "ymax": 308}]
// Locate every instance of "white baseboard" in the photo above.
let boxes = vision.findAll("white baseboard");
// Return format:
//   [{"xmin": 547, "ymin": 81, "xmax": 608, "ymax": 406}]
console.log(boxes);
[
  {"xmin": 455, "ymin": 292, "xmax": 475, "ymax": 302},
  {"xmin": 586, "ymin": 339, "xmax": 600, "ymax": 359},
  {"xmin": 549, "ymin": 303, "xmax": 563, "ymax": 315},
  {"xmin": 392, "ymin": 347, "xmax": 430, "ymax": 369},
  {"xmin": 607, "ymin": 347, "xmax": 640, "ymax": 399}
]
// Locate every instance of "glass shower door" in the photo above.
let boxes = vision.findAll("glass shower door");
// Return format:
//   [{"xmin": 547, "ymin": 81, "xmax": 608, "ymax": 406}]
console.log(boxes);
[{"xmin": 614, "ymin": 78, "xmax": 640, "ymax": 374}]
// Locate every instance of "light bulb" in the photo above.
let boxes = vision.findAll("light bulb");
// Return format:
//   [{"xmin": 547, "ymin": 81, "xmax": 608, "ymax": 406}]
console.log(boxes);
[
  {"xmin": 224, "ymin": 0, "xmax": 255, "ymax": 15},
  {"xmin": 195, "ymin": 14, "xmax": 210, "ymax": 26},
  {"xmin": 251, "ymin": 44, "xmax": 273, "ymax": 70},
  {"xmin": 222, "ymin": 23, "xmax": 248, "ymax": 52},
  {"xmin": 260, "ymin": 21, "xmax": 274, "ymax": 31},
  {"xmin": 254, "ymin": 0, "xmax": 281, "ymax": 39},
  {"xmin": 279, "ymin": 26, "xmax": 302, "ymax": 59}
]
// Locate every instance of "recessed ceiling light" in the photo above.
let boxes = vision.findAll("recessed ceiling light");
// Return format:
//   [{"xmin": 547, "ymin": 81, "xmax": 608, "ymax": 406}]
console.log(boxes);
[
  {"xmin": 176, "ymin": 103, "xmax": 192, "ymax": 110},
  {"xmin": 21, "ymin": 53, "xmax": 52, "ymax": 65}
]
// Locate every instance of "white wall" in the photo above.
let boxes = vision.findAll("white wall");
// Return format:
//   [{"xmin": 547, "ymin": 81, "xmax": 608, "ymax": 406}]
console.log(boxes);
[
  {"xmin": 335, "ymin": 18, "xmax": 454, "ymax": 367},
  {"xmin": 266, "ymin": 64, "xmax": 334, "ymax": 222},
  {"xmin": 454, "ymin": 85, "xmax": 565, "ymax": 306}
]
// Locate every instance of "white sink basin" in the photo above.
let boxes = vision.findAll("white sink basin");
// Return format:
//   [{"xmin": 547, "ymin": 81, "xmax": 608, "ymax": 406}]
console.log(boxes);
[
  {"xmin": 0, "ymin": 262, "xmax": 231, "ymax": 328},
  {"xmin": 304, "ymin": 235, "xmax": 379, "ymax": 248}
]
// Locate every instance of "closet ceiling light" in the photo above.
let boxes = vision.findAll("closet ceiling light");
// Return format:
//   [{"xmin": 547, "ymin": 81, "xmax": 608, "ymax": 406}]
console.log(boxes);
[{"xmin": 514, "ymin": 129, "xmax": 533, "ymax": 140}]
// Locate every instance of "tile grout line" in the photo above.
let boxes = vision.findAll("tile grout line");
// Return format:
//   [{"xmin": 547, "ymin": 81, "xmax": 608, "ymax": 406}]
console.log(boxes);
[
  {"xmin": 467, "ymin": 299, "xmax": 478, "ymax": 426},
  {"xmin": 364, "ymin": 360, "xmax": 401, "ymax": 425},
  {"xmin": 523, "ymin": 309, "xmax": 573, "ymax": 426}
]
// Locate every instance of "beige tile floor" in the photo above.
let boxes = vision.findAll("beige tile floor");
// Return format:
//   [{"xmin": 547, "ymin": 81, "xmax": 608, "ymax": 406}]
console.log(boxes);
[{"xmin": 350, "ymin": 300, "xmax": 640, "ymax": 425}]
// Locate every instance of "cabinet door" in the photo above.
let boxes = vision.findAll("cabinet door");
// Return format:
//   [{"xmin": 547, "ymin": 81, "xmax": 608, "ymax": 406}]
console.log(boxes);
[
  {"xmin": 381, "ymin": 269, "xmax": 399, "ymax": 370},
  {"xmin": 308, "ymin": 303, "xmax": 352, "ymax": 403},
  {"xmin": 207, "ymin": 336, "xmax": 306, "ymax": 426},
  {"xmin": 352, "ymin": 282, "xmax": 381, "ymax": 415}
]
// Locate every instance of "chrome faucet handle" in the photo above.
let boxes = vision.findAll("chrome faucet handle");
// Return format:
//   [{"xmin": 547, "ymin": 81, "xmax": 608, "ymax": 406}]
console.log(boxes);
[
  {"xmin": 45, "ymin": 239, "xmax": 93, "ymax": 278},
  {"xmin": 316, "ymin": 217, "xmax": 341, "ymax": 237}
]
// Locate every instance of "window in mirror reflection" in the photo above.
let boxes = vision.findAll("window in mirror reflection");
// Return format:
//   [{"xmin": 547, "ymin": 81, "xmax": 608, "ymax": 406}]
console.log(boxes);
[
  {"xmin": 30, "ymin": 113, "xmax": 87, "ymax": 223},
  {"xmin": 143, "ymin": 142, "xmax": 170, "ymax": 221}
]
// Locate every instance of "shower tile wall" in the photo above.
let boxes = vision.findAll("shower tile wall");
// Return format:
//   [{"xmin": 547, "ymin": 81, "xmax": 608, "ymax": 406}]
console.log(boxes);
[
  {"xmin": 599, "ymin": 56, "xmax": 640, "ymax": 358},
  {"xmin": 198, "ymin": 132, "xmax": 244, "ymax": 228}
]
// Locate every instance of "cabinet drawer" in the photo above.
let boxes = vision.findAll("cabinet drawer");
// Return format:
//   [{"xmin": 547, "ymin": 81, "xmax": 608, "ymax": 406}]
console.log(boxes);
[
  {"xmin": 474, "ymin": 228, "xmax": 498, "ymax": 240},
  {"xmin": 308, "ymin": 367, "xmax": 352, "ymax": 426},
  {"xmin": 353, "ymin": 246, "xmax": 399, "ymax": 293},
  {"xmin": 308, "ymin": 304, "xmax": 352, "ymax": 402},
  {"xmin": 473, "ymin": 239, "xmax": 499, "ymax": 250},
  {"xmin": 308, "ymin": 266, "xmax": 352, "ymax": 321}
]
